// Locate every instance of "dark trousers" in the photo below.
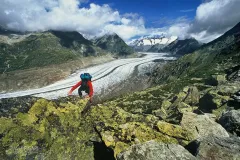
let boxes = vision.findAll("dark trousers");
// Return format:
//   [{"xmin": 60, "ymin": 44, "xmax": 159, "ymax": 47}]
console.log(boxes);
[{"xmin": 78, "ymin": 87, "xmax": 89, "ymax": 97}]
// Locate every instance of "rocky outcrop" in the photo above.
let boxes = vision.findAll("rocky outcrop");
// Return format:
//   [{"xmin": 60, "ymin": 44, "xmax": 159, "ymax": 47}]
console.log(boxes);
[
  {"xmin": 198, "ymin": 82, "xmax": 240, "ymax": 117},
  {"xmin": 186, "ymin": 136, "xmax": 240, "ymax": 160},
  {"xmin": 219, "ymin": 109, "xmax": 240, "ymax": 136},
  {"xmin": 0, "ymin": 96, "xmax": 40, "ymax": 117},
  {"xmin": 181, "ymin": 112, "xmax": 229, "ymax": 139},
  {"xmin": 117, "ymin": 141, "xmax": 196, "ymax": 160},
  {"xmin": 226, "ymin": 65, "xmax": 240, "ymax": 81},
  {"xmin": 0, "ymin": 98, "xmax": 97, "ymax": 160},
  {"xmin": 87, "ymin": 104, "xmax": 194, "ymax": 157},
  {"xmin": 153, "ymin": 86, "xmax": 199, "ymax": 124},
  {"xmin": 205, "ymin": 74, "xmax": 227, "ymax": 86},
  {"xmin": 199, "ymin": 89, "xmax": 230, "ymax": 114}
]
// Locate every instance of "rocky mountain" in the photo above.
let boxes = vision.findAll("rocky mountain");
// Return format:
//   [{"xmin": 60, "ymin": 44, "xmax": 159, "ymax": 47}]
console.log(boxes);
[
  {"xmin": 0, "ymin": 30, "xmax": 107, "ymax": 73},
  {"xmin": 93, "ymin": 33, "xmax": 134, "ymax": 57},
  {"xmin": 148, "ymin": 38, "xmax": 202, "ymax": 55},
  {"xmin": 129, "ymin": 36, "xmax": 177, "ymax": 52},
  {"xmin": 152, "ymin": 21, "xmax": 240, "ymax": 86}
]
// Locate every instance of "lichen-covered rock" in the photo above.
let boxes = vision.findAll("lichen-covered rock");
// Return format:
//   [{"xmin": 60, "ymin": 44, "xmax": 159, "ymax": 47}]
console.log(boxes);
[
  {"xmin": 177, "ymin": 86, "xmax": 200, "ymax": 106},
  {"xmin": 186, "ymin": 136, "xmax": 240, "ymax": 160},
  {"xmin": 117, "ymin": 141, "xmax": 196, "ymax": 160},
  {"xmin": 86, "ymin": 104, "xmax": 194, "ymax": 157},
  {"xmin": 153, "ymin": 86, "xmax": 199, "ymax": 124},
  {"xmin": 108, "ymin": 86, "xmax": 172, "ymax": 114},
  {"xmin": 181, "ymin": 112, "xmax": 229, "ymax": 139},
  {"xmin": 0, "ymin": 96, "xmax": 40, "ymax": 117},
  {"xmin": 218, "ymin": 109, "xmax": 240, "ymax": 136},
  {"xmin": 199, "ymin": 89, "xmax": 230, "ymax": 114},
  {"xmin": 156, "ymin": 121, "xmax": 194, "ymax": 145},
  {"xmin": 0, "ymin": 98, "xmax": 97, "ymax": 160},
  {"xmin": 205, "ymin": 74, "xmax": 227, "ymax": 86}
]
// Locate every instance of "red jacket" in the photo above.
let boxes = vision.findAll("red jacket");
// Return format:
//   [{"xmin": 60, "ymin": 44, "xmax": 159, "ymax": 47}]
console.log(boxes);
[{"xmin": 69, "ymin": 80, "xmax": 93, "ymax": 97}]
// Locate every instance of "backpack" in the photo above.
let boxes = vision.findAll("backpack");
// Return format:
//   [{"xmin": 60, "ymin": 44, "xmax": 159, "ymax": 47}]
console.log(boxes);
[
  {"xmin": 80, "ymin": 73, "xmax": 92, "ymax": 81},
  {"xmin": 80, "ymin": 73, "xmax": 92, "ymax": 89}
]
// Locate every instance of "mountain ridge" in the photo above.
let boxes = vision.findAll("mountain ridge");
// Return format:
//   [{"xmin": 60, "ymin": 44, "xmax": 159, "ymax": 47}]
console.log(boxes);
[
  {"xmin": 149, "ymin": 38, "xmax": 202, "ymax": 55},
  {"xmin": 93, "ymin": 33, "xmax": 134, "ymax": 56}
]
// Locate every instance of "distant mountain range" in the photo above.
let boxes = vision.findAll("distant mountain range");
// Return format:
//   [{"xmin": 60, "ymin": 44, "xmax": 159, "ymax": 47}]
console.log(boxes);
[
  {"xmin": 150, "ymin": 38, "xmax": 202, "ymax": 55},
  {"xmin": 129, "ymin": 36, "xmax": 178, "ymax": 52},
  {"xmin": 130, "ymin": 35, "xmax": 202, "ymax": 55},
  {"xmin": 0, "ymin": 29, "xmax": 132, "ymax": 73}
]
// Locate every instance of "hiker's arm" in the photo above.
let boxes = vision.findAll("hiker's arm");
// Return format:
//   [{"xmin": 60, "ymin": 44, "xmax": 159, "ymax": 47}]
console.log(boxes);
[
  {"xmin": 68, "ymin": 81, "xmax": 82, "ymax": 95},
  {"xmin": 88, "ymin": 81, "xmax": 93, "ymax": 97}
]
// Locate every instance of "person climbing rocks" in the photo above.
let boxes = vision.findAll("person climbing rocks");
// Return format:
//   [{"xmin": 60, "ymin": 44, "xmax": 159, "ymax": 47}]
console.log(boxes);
[{"xmin": 68, "ymin": 73, "xmax": 93, "ymax": 102}]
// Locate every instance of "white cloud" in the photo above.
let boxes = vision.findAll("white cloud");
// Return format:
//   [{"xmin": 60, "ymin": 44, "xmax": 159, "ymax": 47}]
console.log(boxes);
[
  {"xmin": 0, "ymin": 0, "xmax": 146, "ymax": 41},
  {"xmin": 153, "ymin": 0, "xmax": 240, "ymax": 43},
  {"xmin": 189, "ymin": 0, "xmax": 240, "ymax": 42},
  {"xmin": 0, "ymin": 0, "xmax": 240, "ymax": 43}
]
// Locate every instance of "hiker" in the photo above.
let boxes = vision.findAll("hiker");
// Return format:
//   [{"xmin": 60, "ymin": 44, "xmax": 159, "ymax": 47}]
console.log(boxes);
[{"xmin": 68, "ymin": 73, "xmax": 93, "ymax": 102}]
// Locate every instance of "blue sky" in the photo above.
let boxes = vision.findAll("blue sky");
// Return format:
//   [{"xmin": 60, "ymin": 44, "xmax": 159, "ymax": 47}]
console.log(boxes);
[
  {"xmin": 90, "ymin": 0, "xmax": 201, "ymax": 28},
  {"xmin": 0, "ymin": 0, "xmax": 240, "ymax": 42}
]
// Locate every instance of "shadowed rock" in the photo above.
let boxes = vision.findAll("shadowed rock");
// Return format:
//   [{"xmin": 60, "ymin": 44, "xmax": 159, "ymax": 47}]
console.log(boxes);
[
  {"xmin": 219, "ymin": 109, "xmax": 240, "ymax": 136},
  {"xmin": 185, "ymin": 136, "xmax": 240, "ymax": 160}
]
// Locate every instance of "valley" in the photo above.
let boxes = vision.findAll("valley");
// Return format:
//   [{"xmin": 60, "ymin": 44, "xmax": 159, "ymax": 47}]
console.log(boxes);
[{"xmin": 0, "ymin": 52, "xmax": 176, "ymax": 100}]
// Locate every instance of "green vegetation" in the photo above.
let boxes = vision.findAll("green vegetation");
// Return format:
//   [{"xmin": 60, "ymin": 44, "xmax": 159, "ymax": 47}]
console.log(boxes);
[{"xmin": 0, "ymin": 31, "xmax": 106, "ymax": 73}]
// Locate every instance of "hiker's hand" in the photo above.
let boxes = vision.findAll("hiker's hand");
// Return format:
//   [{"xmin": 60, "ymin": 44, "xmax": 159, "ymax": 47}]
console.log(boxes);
[
  {"xmin": 89, "ymin": 96, "xmax": 93, "ymax": 103},
  {"xmin": 84, "ymin": 95, "xmax": 90, "ymax": 99},
  {"xmin": 68, "ymin": 91, "xmax": 72, "ymax": 96}
]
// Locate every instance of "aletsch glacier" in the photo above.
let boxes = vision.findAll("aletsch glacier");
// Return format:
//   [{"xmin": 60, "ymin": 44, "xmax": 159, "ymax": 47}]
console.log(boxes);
[{"xmin": 0, "ymin": 52, "xmax": 176, "ymax": 99}]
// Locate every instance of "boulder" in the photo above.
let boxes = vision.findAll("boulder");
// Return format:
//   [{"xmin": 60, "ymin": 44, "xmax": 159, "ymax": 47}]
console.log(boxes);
[
  {"xmin": 185, "ymin": 136, "xmax": 240, "ymax": 160},
  {"xmin": 205, "ymin": 74, "xmax": 226, "ymax": 86},
  {"xmin": 117, "ymin": 141, "xmax": 196, "ymax": 160},
  {"xmin": 182, "ymin": 86, "xmax": 200, "ymax": 106},
  {"xmin": 228, "ymin": 91, "xmax": 240, "ymax": 109},
  {"xmin": 199, "ymin": 89, "xmax": 230, "ymax": 114},
  {"xmin": 181, "ymin": 112, "xmax": 229, "ymax": 139},
  {"xmin": 218, "ymin": 109, "xmax": 240, "ymax": 136},
  {"xmin": 153, "ymin": 86, "xmax": 199, "ymax": 124},
  {"xmin": 88, "ymin": 104, "xmax": 195, "ymax": 157}
]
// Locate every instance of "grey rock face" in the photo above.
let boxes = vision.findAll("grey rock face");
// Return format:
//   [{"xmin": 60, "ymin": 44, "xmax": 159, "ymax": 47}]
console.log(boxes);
[
  {"xmin": 181, "ymin": 112, "xmax": 229, "ymax": 139},
  {"xmin": 186, "ymin": 136, "xmax": 240, "ymax": 160},
  {"xmin": 219, "ymin": 109, "xmax": 240, "ymax": 136},
  {"xmin": 117, "ymin": 141, "xmax": 196, "ymax": 160}
]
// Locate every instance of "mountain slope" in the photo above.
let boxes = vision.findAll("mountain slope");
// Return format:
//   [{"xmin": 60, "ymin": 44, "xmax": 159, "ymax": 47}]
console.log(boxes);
[
  {"xmin": 94, "ymin": 33, "xmax": 134, "ymax": 56},
  {"xmin": 149, "ymin": 38, "xmax": 202, "ymax": 55},
  {"xmin": 0, "ymin": 30, "xmax": 106, "ymax": 73},
  {"xmin": 151, "ymin": 21, "xmax": 240, "ymax": 91}
]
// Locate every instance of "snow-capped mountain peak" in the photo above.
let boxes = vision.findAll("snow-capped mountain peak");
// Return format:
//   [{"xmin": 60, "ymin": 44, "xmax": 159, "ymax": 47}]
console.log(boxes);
[
  {"xmin": 129, "ymin": 35, "xmax": 178, "ymax": 52},
  {"xmin": 129, "ymin": 36, "xmax": 178, "ymax": 46}
]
